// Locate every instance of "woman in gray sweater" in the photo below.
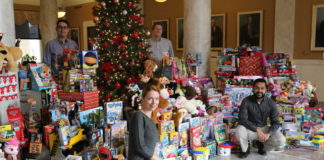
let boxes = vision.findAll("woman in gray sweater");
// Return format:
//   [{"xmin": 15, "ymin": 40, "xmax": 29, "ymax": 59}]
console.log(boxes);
[{"xmin": 128, "ymin": 82, "xmax": 161, "ymax": 160}]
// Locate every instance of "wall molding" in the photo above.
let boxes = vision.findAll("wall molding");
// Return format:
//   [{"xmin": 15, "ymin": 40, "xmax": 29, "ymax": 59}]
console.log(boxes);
[{"xmin": 14, "ymin": 0, "xmax": 95, "ymax": 7}]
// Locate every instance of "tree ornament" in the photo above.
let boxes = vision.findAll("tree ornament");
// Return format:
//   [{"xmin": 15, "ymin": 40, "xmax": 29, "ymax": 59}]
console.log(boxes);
[
  {"xmin": 138, "ymin": 18, "xmax": 143, "ymax": 24},
  {"xmin": 106, "ymin": 93, "xmax": 111, "ymax": 100},
  {"xmin": 146, "ymin": 31, "xmax": 151, "ymax": 36},
  {"xmin": 113, "ymin": 0, "xmax": 120, "ymax": 4},
  {"xmin": 131, "ymin": 32, "xmax": 139, "ymax": 38},
  {"xmin": 122, "ymin": 35, "xmax": 128, "ymax": 42},
  {"xmin": 127, "ymin": 2, "xmax": 133, "ymax": 7},
  {"xmin": 122, "ymin": 10, "xmax": 128, "ymax": 15},
  {"xmin": 115, "ymin": 82, "xmax": 121, "ymax": 89},
  {"xmin": 101, "ymin": 2, "xmax": 106, "ymax": 7},
  {"xmin": 119, "ymin": 43, "xmax": 127, "ymax": 50},
  {"xmin": 103, "ymin": 42, "xmax": 109, "ymax": 48}
]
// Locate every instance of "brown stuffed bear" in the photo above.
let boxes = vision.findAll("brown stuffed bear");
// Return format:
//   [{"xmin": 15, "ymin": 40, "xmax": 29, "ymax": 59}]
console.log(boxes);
[{"xmin": 0, "ymin": 37, "xmax": 23, "ymax": 72}]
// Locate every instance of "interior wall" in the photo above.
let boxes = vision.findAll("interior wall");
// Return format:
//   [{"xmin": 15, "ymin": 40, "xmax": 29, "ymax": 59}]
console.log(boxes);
[
  {"xmin": 14, "ymin": 4, "xmax": 39, "ymax": 11},
  {"xmin": 65, "ymin": 2, "xmax": 96, "ymax": 50},
  {"xmin": 294, "ymin": 0, "xmax": 324, "ymax": 59},
  {"xmin": 144, "ymin": 0, "xmax": 275, "ymax": 58}
]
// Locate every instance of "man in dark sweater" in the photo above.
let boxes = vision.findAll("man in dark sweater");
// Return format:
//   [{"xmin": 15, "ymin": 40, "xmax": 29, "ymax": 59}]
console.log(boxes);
[{"xmin": 236, "ymin": 79, "xmax": 286, "ymax": 158}]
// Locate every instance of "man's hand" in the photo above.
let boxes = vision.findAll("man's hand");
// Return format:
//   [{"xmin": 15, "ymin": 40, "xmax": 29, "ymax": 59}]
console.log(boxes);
[{"xmin": 256, "ymin": 128, "xmax": 266, "ymax": 142}]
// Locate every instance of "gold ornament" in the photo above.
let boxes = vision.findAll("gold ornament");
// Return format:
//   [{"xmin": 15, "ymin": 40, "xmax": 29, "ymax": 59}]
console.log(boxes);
[
  {"xmin": 101, "ymin": 2, "xmax": 106, "ymax": 7},
  {"xmin": 123, "ymin": 36, "xmax": 128, "ymax": 41}
]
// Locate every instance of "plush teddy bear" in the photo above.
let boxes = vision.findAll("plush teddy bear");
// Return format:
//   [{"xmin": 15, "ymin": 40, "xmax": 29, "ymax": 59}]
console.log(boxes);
[
  {"xmin": 140, "ymin": 60, "xmax": 158, "ymax": 83},
  {"xmin": 0, "ymin": 36, "xmax": 23, "ymax": 72}
]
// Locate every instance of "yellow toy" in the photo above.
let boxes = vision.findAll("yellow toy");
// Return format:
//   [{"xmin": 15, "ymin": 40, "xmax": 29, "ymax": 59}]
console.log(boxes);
[
  {"xmin": 294, "ymin": 107, "xmax": 305, "ymax": 115},
  {"xmin": 0, "ymin": 35, "xmax": 23, "ymax": 72},
  {"xmin": 67, "ymin": 129, "xmax": 85, "ymax": 149}
]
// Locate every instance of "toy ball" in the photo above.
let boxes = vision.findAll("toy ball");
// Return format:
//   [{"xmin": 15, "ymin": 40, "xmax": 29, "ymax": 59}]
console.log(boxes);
[{"xmin": 84, "ymin": 52, "xmax": 97, "ymax": 66}]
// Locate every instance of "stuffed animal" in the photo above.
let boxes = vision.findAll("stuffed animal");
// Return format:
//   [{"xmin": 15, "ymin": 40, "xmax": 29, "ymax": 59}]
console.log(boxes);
[
  {"xmin": 40, "ymin": 65, "xmax": 55, "ymax": 86},
  {"xmin": 0, "ymin": 36, "xmax": 23, "ymax": 72},
  {"xmin": 175, "ymin": 86, "xmax": 207, "ymax": 118},
  {"xmin": 140, "ymin": 60, "xmax": 158, "ymax": 83},
  {"xmin": 3, "ymin": 138, "xmax": 19, "ymax": 160}
]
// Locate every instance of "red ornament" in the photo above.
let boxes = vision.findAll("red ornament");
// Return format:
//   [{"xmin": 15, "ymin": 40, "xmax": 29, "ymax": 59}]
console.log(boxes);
[
  {"xmin": 131, "ymin": 32, "xmax": 139, "ymax": 39},
  {"xmin": 127, "ymin": 2, "xmax": 133, "ymax": 7},
  {"xmin": 119, "ymin": 43, "xmax": 126, "ymax": 50},
  {"xmin": 103, "ymin": 42, "xmax": 109, "ymax": 48},
  {"xmin": 138, "ymin": 18, "xmax": 143, "ymax": 24},
  {"xmin": 106, "ymin": 93, "xmax": 111, "ymax": 100},
  {"xmin": 115, "ymin": 82, "xmax": 121, "ymax": 89},
  {"xmin": 127, "ymin": 77, "xmax": 133, "ymax": 84}
]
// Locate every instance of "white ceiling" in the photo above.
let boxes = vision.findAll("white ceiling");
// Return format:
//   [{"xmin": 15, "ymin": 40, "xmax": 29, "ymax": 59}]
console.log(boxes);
[{"xmin": 13, "ymin": 0, "xmax": 95, "ymax": 7}]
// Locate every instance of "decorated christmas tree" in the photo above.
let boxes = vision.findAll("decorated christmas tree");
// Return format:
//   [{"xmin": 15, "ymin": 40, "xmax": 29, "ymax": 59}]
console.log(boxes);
[{"xmin": 93, "ymin": 0, "xmax": 151, "ymax": 103}]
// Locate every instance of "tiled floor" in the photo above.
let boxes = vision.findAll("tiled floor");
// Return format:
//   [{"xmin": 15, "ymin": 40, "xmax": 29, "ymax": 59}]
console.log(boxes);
[{"xmin": 211, "ymin": 149, "xmax": 324, "ymax": 160}]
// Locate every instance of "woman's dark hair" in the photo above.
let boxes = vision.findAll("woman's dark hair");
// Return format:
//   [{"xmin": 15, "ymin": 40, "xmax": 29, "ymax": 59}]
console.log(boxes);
[{"xmin": 142, "ymin": 78, "xmax": 160, "ymax": 98}]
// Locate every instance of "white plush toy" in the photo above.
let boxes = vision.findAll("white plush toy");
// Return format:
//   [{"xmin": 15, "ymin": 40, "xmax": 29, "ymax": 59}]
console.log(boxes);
[{"xmin": 175, "ymin": 86, "xmax": 207, "ymax": 116}]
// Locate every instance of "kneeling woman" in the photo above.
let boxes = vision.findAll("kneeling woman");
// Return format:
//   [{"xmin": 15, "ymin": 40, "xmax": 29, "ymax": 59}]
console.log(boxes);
[{"xmin": 128, "ymin": 82, "xmax": 161, "ymax": 160}]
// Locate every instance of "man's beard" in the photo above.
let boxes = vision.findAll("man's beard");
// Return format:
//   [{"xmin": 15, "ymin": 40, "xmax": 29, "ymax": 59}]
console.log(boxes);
[{"xmin": 254, "ymin": 92, "xmax": 265, "ymax": 99}]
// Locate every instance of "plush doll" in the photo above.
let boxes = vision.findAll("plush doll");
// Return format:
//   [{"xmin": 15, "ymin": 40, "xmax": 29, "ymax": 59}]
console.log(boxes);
[
  {"xmin": 175, "ymin": 86, "xmax": 207, "ymax": 118},
  {"xmin": 3, "ymin": 138, "xmax": 19, "ymax": 160},
  {"xmin": 0, "ymin": 37, "xmax": 23, "ymax": 72},
  {"xmin": 140, "ymin": 60, "xmax": 158, "ymax": 83}
]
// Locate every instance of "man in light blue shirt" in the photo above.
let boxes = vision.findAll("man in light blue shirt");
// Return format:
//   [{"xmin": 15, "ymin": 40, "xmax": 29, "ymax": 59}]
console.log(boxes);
[
  {"xmin": 43, "ymin": 19, "xmax": 78, "ymax": 78},
  {"xmin": 149, "ymin": 23, "xmax": 174, "ymax": 66}
]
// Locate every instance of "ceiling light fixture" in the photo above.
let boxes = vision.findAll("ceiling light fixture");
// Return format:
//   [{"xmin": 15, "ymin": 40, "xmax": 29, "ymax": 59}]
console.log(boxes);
[{"xmin": 155, "ymin": 0, "xmax": 167, "ymax": 3}]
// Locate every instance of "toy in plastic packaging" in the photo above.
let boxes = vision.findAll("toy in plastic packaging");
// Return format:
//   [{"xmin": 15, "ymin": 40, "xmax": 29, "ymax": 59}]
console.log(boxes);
[
  {"xmin": 190, "ymin": 126, "xmax": 202, "ymax": 149},
  {"xmin": 105, "ymin": 101, "xmax": 123, "ymax": 125}
]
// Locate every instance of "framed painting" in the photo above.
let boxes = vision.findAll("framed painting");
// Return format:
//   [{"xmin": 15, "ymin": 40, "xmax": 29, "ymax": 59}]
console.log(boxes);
[
  {"xmin": 237, "ymin": 11, "xmax": 263, "ymax": 48},
  {"xmin": 176, "ymin": 18, "xmax": 184, "ymax": 50},
  {"xmin": 311, "ymin": 4, "xmax": 324, "ymax": 51},
  {"xmin": 211, "ymin": 14, "xmax": 226, "ymax": 50}
]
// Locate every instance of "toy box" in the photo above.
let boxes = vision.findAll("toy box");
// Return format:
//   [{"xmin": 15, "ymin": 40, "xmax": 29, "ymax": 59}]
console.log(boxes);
[
  {"xmin": 217, "ymin": 56, "xmax": 236, "ymax": 72},
  {"xmin": 159, "ymin": 120, "xmax": 175, "ymax": 134},
  {"xmin": 189, "ymin": 117, "xmax": 201, "ymax": 129},
  {"xmin": 63, "ymin": 48, "xmax": 80, "ymax": 69},
  {"xmin": 203, "ymin": 140, "xmax": 217, "ymax": 158},
  {"xmin": 159, "ymin": 132, "xmax": 169, "ymax": 146},
  {"xmin": 29, "ymin": 63, "xmax": 54, "ymax": 91},
  {"xmin": 190, "ymin": 126, "xmax": 202, "ymax": 149},
  {"xmin": 57, "ymin": 90, "xmax": 99, "ymax": 111},
  {"xmin": 304, "ymin": 107, "xmax": 323, "ymax": 123},
  {"xmin": 214, "ymin": 123, "xmax": 228, "ymax": 144},
  {"xmin": 105, "ymin": 101, "xmax": 123, "ymax": 125},
  {"xmin": 168, "ymin": 131, "xmax": 178, "ymax": 145},
  {"xmin": 110, "ymin": 121, "xmax": 127, "ymax": 155},
  {"xmin": 199, "ymin": 77, "xmax": 214, "ymax": 89},
  {"xmin": 79, "ymin": 106, "xmax": 104, "ymax": 125},
  {"xmin": 81, "ymin": 50, "xmax": 99, "ymax": 69}
]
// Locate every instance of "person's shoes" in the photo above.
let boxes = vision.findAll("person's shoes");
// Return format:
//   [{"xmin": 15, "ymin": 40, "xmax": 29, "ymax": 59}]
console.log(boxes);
[
  {"xmin": 256, "ymin": 141, "xmax": 267, "ymax": 156},
  {"xmin": 239, "ymin": 147, "xmax": 250, "ymax": 159}
]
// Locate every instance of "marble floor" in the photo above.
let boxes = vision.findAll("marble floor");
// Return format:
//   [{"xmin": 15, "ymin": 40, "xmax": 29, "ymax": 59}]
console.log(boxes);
[{"xmin": 211, "ymin": 149, "xmax": 324, "ymax": 160}]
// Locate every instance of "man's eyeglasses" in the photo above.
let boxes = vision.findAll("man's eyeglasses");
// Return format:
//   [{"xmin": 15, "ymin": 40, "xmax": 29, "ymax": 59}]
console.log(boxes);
[{"xmin": 57, "ymin": 26, "xmax": 68, "ymax": 29}]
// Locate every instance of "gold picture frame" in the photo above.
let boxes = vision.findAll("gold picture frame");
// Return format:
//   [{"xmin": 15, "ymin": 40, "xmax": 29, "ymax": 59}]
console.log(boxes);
[
  {"xmin": 211, "ymin": 14, "xmax": 226, "ymax": 50},
  {"xmin": 311, "ymin": 4, "xmax": 324, "ymax": 51},
  {"xmin": 237, "ymin": 11, "xmax": 263, "ymax": 49}
]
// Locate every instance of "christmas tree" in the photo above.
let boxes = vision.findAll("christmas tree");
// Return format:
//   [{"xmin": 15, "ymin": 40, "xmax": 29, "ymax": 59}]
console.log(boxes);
[{"xmin": 93, "ymin": 0, "xmax": 151, "ymax": 103}]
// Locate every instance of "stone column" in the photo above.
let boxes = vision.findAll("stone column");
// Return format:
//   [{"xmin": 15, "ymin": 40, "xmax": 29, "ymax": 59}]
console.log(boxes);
[
  {"xmin": 40, "ymin": 0, "xmax": 58, "ymax": 57},
  {"xmin": 274, "ymin": 0, "xmax": 296, "ymax": 55},
  {"xmin": 0, "ymin": 0, "xmax": 15, "ymax": 46},
  {"xmin": 184, "ymin": 0, "xmax": 211, "ymax": 77}
]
